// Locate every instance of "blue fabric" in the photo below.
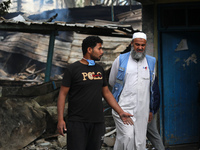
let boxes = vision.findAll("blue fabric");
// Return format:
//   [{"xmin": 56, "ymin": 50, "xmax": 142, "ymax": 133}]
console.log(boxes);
[
  {"xmin": 86, "ymin": 59, "xmax": 95, "ymax": 66},
  {"xmin": 152, "ymin": 76, "xmax": 160, "ymax": 114},
  {"xmin": 112, "ymin": 52, "xmax": 130, "ymax": 102},
  {"xmin": 146, "ymin": 55, "xmax": 156, "ymax": 114}
]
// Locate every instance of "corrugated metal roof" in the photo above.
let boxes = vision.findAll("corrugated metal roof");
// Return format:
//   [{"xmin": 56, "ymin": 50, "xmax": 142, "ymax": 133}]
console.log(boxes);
[{"xmin": 0, "ymin": 19, "xmax": 139, "ymax": 37}]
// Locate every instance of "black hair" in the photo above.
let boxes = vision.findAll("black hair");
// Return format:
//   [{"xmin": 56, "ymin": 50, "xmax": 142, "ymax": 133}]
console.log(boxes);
[{"xmin": 82, "ymin": 36, "xmax": 103, "ymax": 56}]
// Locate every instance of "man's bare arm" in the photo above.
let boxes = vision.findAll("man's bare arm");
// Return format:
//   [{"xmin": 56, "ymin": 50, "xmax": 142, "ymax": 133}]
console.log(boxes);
[{"xmin": 57, "ymin": 86, "xmax": 70, "ymax": 136}]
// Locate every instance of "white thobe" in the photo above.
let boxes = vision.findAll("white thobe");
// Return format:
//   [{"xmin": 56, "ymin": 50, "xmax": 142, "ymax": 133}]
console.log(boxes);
[{"xmin": 109, "ymin": 54, "xmax": 150, "ymax": 150}]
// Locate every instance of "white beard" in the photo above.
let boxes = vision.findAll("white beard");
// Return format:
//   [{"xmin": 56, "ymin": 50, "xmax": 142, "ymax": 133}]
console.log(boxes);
[{"xmin": 131, "ymin": 47, "xmax": 146, "ymax": 60}]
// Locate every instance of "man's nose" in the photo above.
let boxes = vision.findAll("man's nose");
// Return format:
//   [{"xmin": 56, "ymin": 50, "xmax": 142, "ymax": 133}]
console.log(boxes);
[
  {"xmin": 138, "ymin": 45, "xmax": 143, "ymax": 49},
  {"xmin": 100, "ymin": 49, "xmax": 104, "ymax": 54}
]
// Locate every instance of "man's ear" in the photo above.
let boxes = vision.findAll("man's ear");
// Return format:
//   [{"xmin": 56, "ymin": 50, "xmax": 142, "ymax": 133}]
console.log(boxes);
[
  {"xmin": 131, "ymin": 40, "xmax": 134, "ymax": 46},
  {"xmin": 87, "ymin": 47, "xmax": 92, "ymax": 54}
]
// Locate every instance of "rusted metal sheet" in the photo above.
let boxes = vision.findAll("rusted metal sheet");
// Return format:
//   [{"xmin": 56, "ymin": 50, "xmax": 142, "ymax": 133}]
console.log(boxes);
[{"xmin": 0, "ymin": 20, "xmax": 137, "ymax": 37}]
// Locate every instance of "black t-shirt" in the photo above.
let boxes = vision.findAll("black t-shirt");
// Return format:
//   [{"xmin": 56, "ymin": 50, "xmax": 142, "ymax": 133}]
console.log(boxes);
[{"xmin": 62, "ymin": 61, "xmax": 108, "ymax": 123}]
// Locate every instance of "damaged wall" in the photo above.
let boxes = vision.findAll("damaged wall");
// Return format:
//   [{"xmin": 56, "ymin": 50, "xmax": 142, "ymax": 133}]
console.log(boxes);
[{"xmin": 0, "ymin": 31, "xmax": 132, "ymax": 79}]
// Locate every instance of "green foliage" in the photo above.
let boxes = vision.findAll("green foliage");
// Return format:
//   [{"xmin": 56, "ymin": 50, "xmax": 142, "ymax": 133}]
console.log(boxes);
[{"xmin": 0, "ymin": 0, "xmax": 11, "ymax": 16}]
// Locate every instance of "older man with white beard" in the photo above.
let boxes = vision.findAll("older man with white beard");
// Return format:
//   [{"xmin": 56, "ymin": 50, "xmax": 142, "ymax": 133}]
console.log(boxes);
[{"xmin": 109, "ymin": 32, "xmax": 156, "ymax": 150}]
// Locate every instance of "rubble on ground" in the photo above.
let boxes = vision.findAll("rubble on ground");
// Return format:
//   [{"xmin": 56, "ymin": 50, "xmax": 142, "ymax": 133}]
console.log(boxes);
[{"xmin": 0, "ymin": 66, "xmax": 116, "ymax": 150}]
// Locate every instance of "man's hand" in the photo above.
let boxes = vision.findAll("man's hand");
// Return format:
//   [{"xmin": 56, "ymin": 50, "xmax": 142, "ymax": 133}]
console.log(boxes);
[
  {"xmin": 119, "ymin": 112, "xmax": 134, "ymax": 125},
  {"xmin": 57, "ymin": 120, "xmax": 67, "ymax": 136},
  {"xmin": 148, "ymin": 112, "xmax": 153, "ymax": 123}
]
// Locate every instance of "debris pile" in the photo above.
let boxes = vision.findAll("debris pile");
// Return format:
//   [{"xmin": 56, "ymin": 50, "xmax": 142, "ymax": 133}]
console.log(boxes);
[
  {"xmin": 0, "ymin": 65, "xmax": 116, "ymax": 150},
  {"xmin": 0, "ymin": 63, "xmax": 63, "ymax": 87}
]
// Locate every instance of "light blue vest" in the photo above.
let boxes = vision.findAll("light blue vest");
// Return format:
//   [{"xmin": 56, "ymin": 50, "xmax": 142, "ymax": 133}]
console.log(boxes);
[{"xmin": 111, "ymin": 52, "xmax": 156, "ymax": 112}]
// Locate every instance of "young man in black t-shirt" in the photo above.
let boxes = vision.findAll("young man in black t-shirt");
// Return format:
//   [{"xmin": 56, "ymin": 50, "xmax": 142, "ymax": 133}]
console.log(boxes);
[{"xmin": 57, "ymin": 36, "xmax": 133, "ymax": 150}]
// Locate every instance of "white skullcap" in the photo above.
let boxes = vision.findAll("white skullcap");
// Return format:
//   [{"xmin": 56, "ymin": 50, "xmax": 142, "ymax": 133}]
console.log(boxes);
[{"xmin": 132, "ymin": 32, "xmax": 147, "ymax": 40}]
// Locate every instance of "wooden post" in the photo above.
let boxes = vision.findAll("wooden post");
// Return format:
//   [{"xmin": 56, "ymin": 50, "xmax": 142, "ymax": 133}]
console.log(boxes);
[
  {"xmin": 45, "ymin": 31, "xmax": 56, "ymax": 82},
  {"xmin": 111, "ymin": 0, "xmax": 114, "ymax": 21}
]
